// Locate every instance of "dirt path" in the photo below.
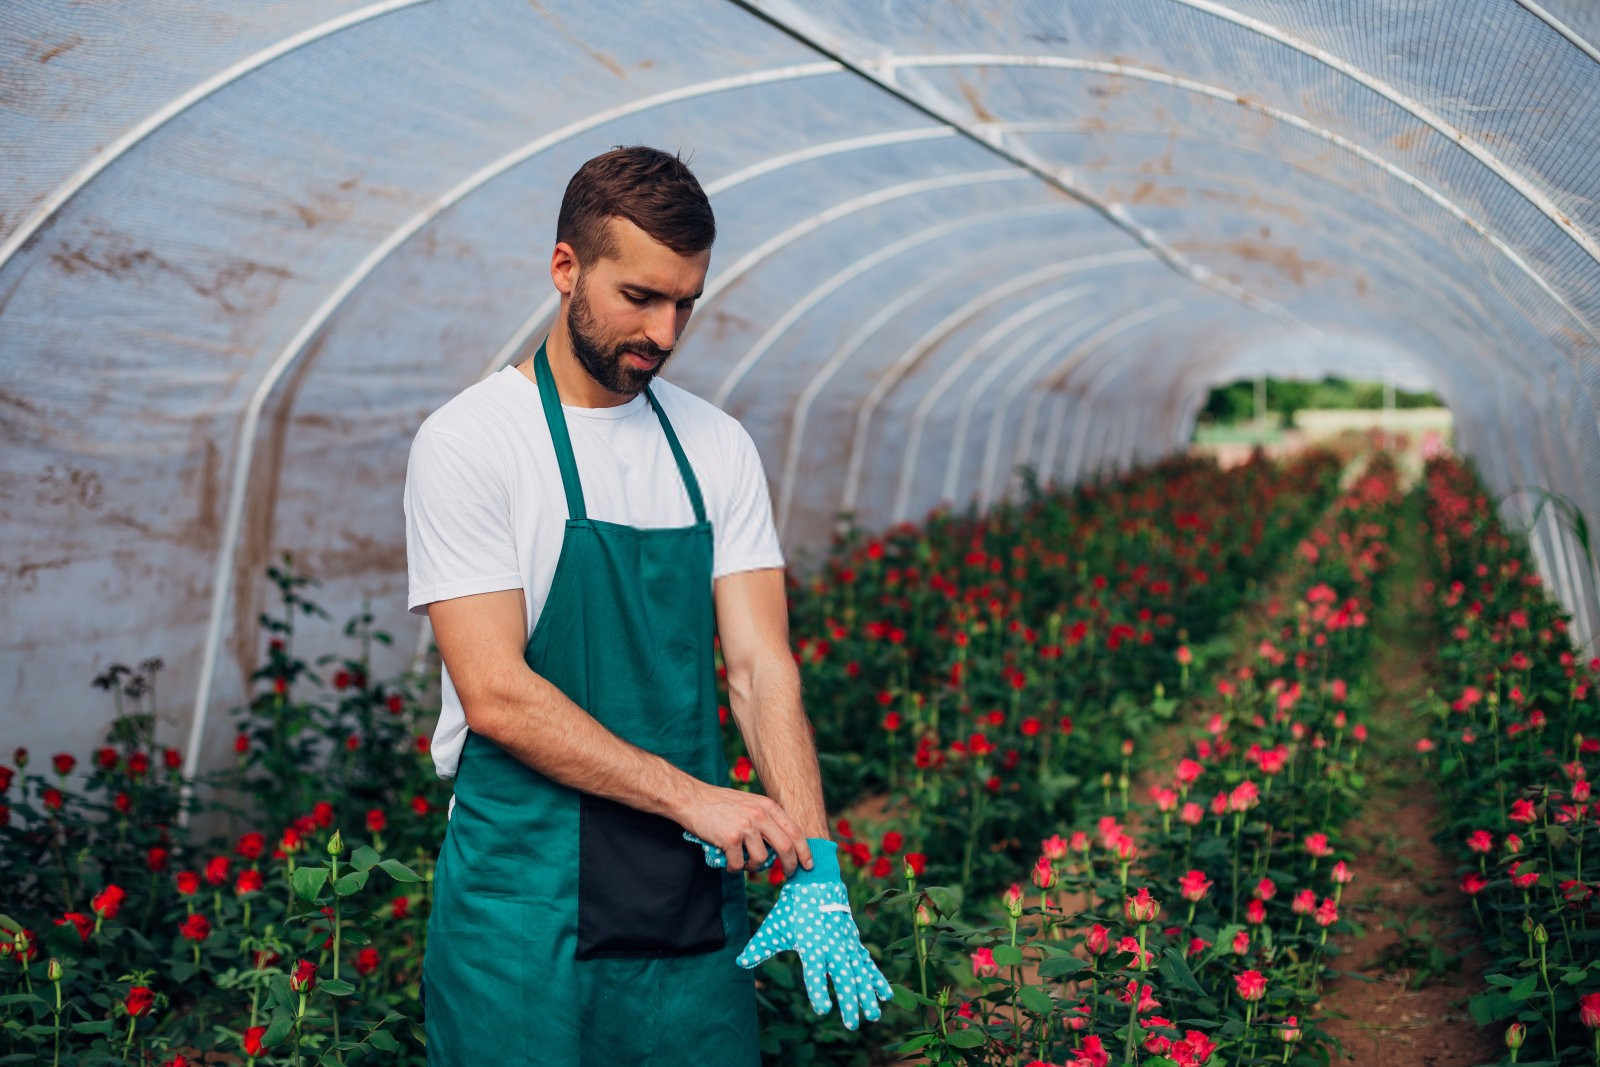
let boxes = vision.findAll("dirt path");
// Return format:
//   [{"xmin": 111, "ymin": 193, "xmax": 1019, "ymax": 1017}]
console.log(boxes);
[{"xmin": 1315, "ymin": 488, "xmax": 1499, "ymax": 1067}]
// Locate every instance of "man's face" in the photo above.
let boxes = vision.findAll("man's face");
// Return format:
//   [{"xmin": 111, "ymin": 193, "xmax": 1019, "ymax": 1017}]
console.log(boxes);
[{"xmin": 564, "ymin": 216, "xmax": 710, "ymax": 397}]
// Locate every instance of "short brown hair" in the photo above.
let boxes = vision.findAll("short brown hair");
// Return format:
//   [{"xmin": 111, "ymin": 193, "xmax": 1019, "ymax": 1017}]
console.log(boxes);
[{"xmin": 556, "ymin": 146, "xmax": 715, "ymax": 266}]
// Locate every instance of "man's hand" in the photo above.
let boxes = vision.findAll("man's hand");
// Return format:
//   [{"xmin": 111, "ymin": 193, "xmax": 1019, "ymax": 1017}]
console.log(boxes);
[{"xmin": 678, "ymin": 782, "xmax": 813, "ymax": 875}]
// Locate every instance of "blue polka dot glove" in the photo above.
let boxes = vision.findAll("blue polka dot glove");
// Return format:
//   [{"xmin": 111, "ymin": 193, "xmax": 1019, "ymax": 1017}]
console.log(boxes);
[
  {"xmin": 682, "ymin": 831, "xmax": 777, "ymax": 872},
  {"xmin": 734, "ymin": 838, "xmax": 894, "ymax": 1030}
]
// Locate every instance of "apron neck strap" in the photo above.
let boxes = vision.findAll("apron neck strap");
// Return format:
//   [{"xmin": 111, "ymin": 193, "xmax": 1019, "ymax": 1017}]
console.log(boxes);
[
  {"xmin": 532, "ymin": 338, "xmax": 708, "ymax": 526},
  {"xmin": 643, "ymin": 385, "xmax": 707, "ymax": 525},
  {"xmin": 533, "ymin": 339, "xmax": 588, "ymax": 521}
]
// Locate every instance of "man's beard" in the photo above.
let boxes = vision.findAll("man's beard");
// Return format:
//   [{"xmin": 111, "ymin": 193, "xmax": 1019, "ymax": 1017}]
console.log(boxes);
[{"xmin": 566, "ymin": 275, "xmax": 673, "ymax": 396}]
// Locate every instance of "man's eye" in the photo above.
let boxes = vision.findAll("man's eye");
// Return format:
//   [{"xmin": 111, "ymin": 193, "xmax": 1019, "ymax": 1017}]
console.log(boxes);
[
  {"xmin": 677, "ymin": 299, "xmax": 695, "ymax": 311},
  {"xmin": 624, "ymin": 292, "xmax": 648, "ymax": 305}
]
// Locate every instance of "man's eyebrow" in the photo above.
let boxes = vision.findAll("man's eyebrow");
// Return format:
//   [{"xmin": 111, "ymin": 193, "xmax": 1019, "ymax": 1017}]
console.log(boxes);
[{"xmin": 622, "ymin": 283, "xmax": 704, "ymax": 301}]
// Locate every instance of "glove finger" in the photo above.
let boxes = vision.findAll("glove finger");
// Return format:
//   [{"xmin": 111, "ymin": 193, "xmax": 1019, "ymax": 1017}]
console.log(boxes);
[
  {"xmin": 832, "ymin": 964, "xmax": 861, "ymax": 1030},
  {"xmin": 844, "ymin": 960, "xmax": 883, "ymax": 1024},
  {"xmin": 799, "ymin": 952, "xmax": 832, "ymax": 1018},
  {"xmin": 734, "ymin": 925, "xmax": 782, "ymax": 969}
]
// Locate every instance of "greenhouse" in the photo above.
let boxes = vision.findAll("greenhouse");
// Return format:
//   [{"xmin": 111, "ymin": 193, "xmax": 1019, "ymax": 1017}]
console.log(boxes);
[{"xmin": 3, "ymin": 1, "xmax": 1599, "ymax": 1064}]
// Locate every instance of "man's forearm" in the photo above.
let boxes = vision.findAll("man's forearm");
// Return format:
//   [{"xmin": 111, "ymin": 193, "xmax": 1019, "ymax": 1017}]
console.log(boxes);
[
  {"xmin": 729, "ymin": 655, "xmax": 830, "ymax": 840},
  {"xmin": 466, "ymin": 667, "xmax": 702, "ymax": 824}
]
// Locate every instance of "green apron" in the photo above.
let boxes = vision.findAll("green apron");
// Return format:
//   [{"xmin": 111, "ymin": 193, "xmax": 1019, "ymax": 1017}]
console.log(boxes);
[{"xmin": 422, "ymin": 339, "xmax": 759, "ymax": 1065}]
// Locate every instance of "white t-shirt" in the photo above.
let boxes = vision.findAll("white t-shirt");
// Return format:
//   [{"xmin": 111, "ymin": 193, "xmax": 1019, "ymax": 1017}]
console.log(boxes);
[{"xmin": 403, "ymin": 361, "xmax": 786, "ymax": 781}]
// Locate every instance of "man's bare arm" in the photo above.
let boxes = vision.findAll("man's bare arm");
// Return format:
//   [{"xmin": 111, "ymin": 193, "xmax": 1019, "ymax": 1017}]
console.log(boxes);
[
  {"xmin": 714, "ymin": 567, "xmax": 831, "ymax": 852},
  {"xmin": 428, "ymin": 588, "xmax": 808, "ymax": 869}
]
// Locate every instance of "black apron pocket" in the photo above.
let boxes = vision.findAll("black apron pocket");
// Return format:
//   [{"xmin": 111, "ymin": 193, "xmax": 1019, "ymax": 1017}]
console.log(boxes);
[{"xmin": 575, "ymin": 793, "xmax": 726, "ymax": 960}]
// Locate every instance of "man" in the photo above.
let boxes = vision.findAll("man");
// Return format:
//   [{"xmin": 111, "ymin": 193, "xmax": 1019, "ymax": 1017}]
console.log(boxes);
[{"xmin": 403, "ymin": 146, "xmax": 891, "ymax": 1066}]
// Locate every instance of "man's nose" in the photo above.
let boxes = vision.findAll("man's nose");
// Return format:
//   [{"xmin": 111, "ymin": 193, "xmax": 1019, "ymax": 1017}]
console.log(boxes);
[{"xmin": 645, "ymin": 304, "xmax": 678, "ymax": 351}]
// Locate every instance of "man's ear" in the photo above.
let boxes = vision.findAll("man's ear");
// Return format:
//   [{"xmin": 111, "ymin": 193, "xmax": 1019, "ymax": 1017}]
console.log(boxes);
[{"xmin": 550, "ymin": 241, "xmax": 579, "ymax": 297}]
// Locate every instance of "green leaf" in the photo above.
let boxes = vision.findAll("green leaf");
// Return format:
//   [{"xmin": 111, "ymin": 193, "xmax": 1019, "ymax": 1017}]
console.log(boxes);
[
  {"xmin": 369, "ymin": 1029, "xmax": 400, "ymax": 1052},
  {"xmin": 1509, "ymin": 974, "xmax": 1538, "ymax": 1001},
  {"xmin": 944, "ymin": 1028, "xmax": 987, "ymax": 1049},
  {"xmin": 263, "ymin": 1011, "xmax": 294, "ymax": 1048},
  {"xmin": 378, "ymin": 859, "xmax": 421, "ymax": 883},
  {"xmin": 320, "ymin": 978, "xmax": 356, "ymax": 996},
  {"xmin": 334, "ymin": 870, "xmax": 370, "ymax": 896},
  {"xmin": 1484, "ymin": 973, "xmax": 1516, "ymax": 988},
  {"xmin": 1469, "ymin": 991, "xmax": 1515, "ymax": 1024},
  {"xmin": 70, "ymin": 1020, "xmax": 114, "ymax": 1035},
  {"xmin": 292, "ymin": 865, "xmax": 330, "ymax": 901},
  {"xmin": 1159, "ymin": 947, "xmax": 1207, "ymax": 997},
  {"xmin": 1562, "ymin": 968, "xmax": 1589, "ymax": 985},
  {"xmin": 0, "ymin": 995, "xmax": 45, "ymax": 1009},
  {"xmin": 0, "ymin": 915, "xmax": 22, "ymax": 936},
  {"xmin": 1037, "ymin": 956, "xmax": 1087, "ymax": 978},
  {"xmin": 991, "ymin": 945, "xmax": 1024, "ymax": 967},
  {"xmin": 895, "ymin": 1034, "xmax": 935, "ymax": 1053},
  {"xmin": 350, "ymin": 846, "xmax": 380, "ymax": 873},
  {"xmin": 1017, "ymin": 985, "xmax": 1053, "ymax": 1015}
]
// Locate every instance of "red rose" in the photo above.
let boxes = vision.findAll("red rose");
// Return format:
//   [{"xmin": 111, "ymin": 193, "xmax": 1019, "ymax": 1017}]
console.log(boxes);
[
  {"xmin": 54, "ymin": 912, "xmax": 93, "ymax": 942},
  {"xmin": 344, "ymin": 734, "xmax": 360, "ymax": 751},
  {"xmin": 0, "ymin": 766, "xmax": 10, "ymax": 792},
  {"xmin": 387, "ymin": 693, "xmax": 405, "ymax": 714},
  {"xmin": 175, "ymin": 871, "xmax": 200, "ymax": 896},
  {"xmin": 179, "ymin": 913, "xmax": 210, "ymax": 942},
  {"xmin": 125, "ymin": 985, "xmax": 155, "ymax": 1017},
  {"xmin": 273, "ymin": 677, "xmax": 287, "ymax": 696},
  {"xmin": 96, "ymin": 747, "xmax": 119, "ymax": 771},
  {"xmin": 53, "ymin": 753, "xmax": 76, "ymax": 775},
  {"xmin": 415, "ymin": 735, "xmax": 430, "ymax": 754},
  {"xmin": 163, "ymin": 748, "xmax": 182, "ymax": 769},
  {"xmin": 1234, "ymin": 970, "xmax": 1267, "ymax": 1001},
  {"xmin": 235, "ymin": 869, "xmax": 264, "ymax": 896},
  {"xmin": 880, "ymin": 831, "xmax": 903, "ymax": 855},
  {"xmin": 289, "ymin": 958, "xmax": 317, "ymax": 993},
  {"xmin": 146, "ymin": 847, "xmax": 169, "ymax": 872},
  {"xmin": 236, "ymin": 831, "xmax": 265, "ymax": 860},
  {"xmin": 243, "ymin": 1025, "xmax": 267, "ymax": 1055},
  {"xmin": 730, "ymin": 756, "xmax": 754, "ymax": 784},
  {"xmin": 204, "ymin": 856, "xmax": 230, "ymax": 886},
  {"xmin": 355, "ymin": 946, "xmax": 380, "ymax": 976},
  {"xmin": 390, "ymin": 896, "xmax": 410, "ymax": 920},
  {"xmin": 410, "ymin": 796, "xmax": 429, "ymax": 817},
  {"xmin": 90, "ymin": 884, "xmax": 126, "ymax": 920},
  {"xmin": 128, "ymin": 752, "xmax": 150, "ymax": 777},
  {"xmin": 312, "ymin": 801, "xmax": 334, "ymax": 828},
  {"xmin": 871, "ymin": 856, "xmax": 892, "ymax": 879},
  {"xmin": 280, "ymin": 827, "xmax": 302, "ymax": 853},
  {"xmin": 163, "ymin": 1055, "xmax": 191, "ymax": 1067},
  {"xmin": 114, "ymin": 791, "xmax": 132, "ymax": 814},
  {"xmin": 234, "ymin": 733, "xmax": 249, "ymax": 754},
  {"xmin": 366, "ymin": 809, "xmax": 387, "ymax": 833}
]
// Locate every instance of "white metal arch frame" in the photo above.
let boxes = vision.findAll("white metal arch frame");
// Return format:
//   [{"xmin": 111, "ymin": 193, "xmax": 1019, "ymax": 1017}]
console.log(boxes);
[
  {"xmin": 1049, "ymin": 306, "xmax": 1199, "ymax": 490},
  {"xmin": 0, "ymin": 0, "xmax": 432, "ymax": 274},
  {"xmin": 1151, "ymin": 0, "xmax": 1600, "ymax": 268},
  {"xmin": 740, "ymin": 206, "xmax": 1112, "ymax": 533},
  {"xmin": 1010, "ymin": 301, "xmax": 1188, "ymax": 499},
  {"xmin": 889, "ymin": 54, "xmax": 1600, "ymax": 347},
  {"xmin": 892, "ymin": 285, "xmax": 1100, "ymax": 519},
  {"xmin": 838, "ymin": 253, "xmax": 1165, "ymax": 517},
  {"xmin": 773, "ymin": 244, "xmax": 1150, "ymax": 536},
  {"xmin": 939, "ymin": 294, "xmax": 1127, "ymax": 505}
]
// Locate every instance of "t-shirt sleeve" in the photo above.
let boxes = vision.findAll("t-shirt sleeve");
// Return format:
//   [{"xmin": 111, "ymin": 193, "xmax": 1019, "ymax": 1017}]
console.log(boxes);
[
  {"xmin": 403, "ymin": 424, "xmax": 524, "ymax": 615},
  {"xmin": 712, "ymin": 420, "xmax": 786, "ymax": 580}
]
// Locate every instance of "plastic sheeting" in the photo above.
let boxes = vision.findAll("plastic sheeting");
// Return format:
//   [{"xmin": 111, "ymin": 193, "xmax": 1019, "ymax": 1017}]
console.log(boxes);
[{"xmin": 2, "ymin": 0, "xmax": 1596, "ymax": 776}]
